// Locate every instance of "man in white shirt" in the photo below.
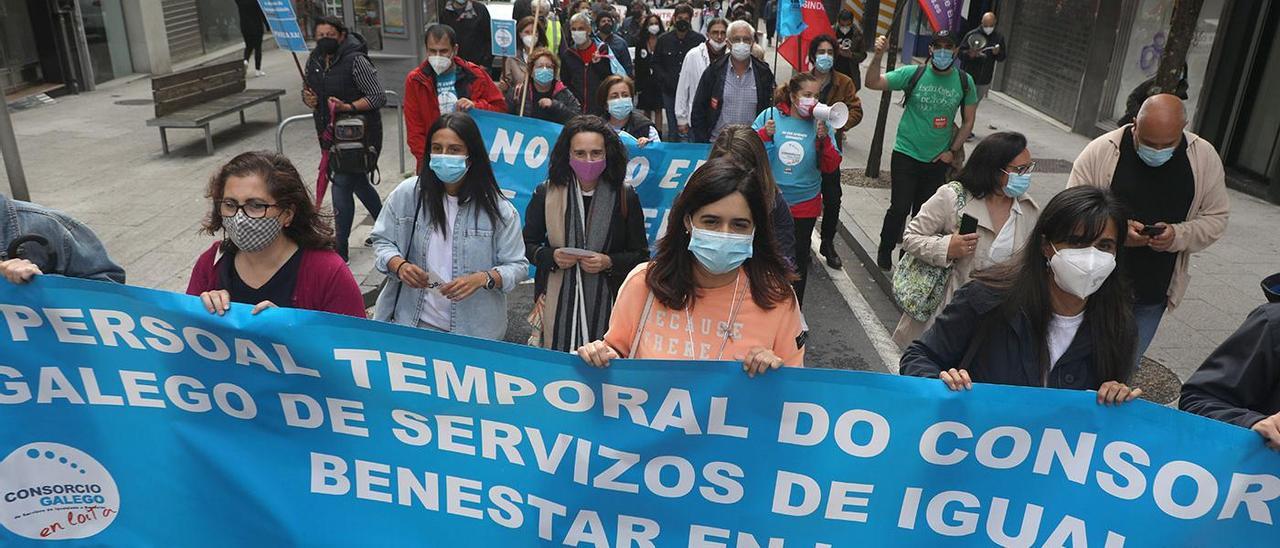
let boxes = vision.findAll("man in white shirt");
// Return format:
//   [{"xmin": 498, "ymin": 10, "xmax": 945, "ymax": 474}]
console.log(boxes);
[{"xmin": 674, "ymin": 17, "xmax": 729, "ymax": 140}]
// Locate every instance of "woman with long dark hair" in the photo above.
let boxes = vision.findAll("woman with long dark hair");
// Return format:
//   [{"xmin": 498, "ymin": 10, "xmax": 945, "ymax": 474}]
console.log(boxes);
[
  {"xmin": 577, "ymin": 158, "xmax": 804, "ymax": 375},
  {"xmin": 631, "ymin": 13, "xmax": 665, "ymax": 126},
  {"xmin": 709, "ymin": 125, "xmax": 797, "ymax": 269},
  {"xmin": 524, "ymin": 115, "xmax": 648, "ymax": 351},
  {"xmin": 893, "ymin": 132, "xmax": 1041, "ymax": 347},
  {"xmin": 187, "ymin": 151, "xmax": 364, "ymax": 317},
  {"xmin": 370, "ymin": 113, "xmax": 529, "ymax": 339},
  {"xmin": 752, "ymin": 72, "xmax": 842, "ymax": 305},
  {"xmin": 901, "ymin": 186, "xmax": 1143, "ymax": 404}
]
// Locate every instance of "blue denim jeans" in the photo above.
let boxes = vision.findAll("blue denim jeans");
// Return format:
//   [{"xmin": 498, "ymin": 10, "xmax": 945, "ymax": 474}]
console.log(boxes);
[
  {"xmin": 330, "ymin": 171, "xmax": 382, "ymax": 261},
  {"xmin": 1133, "ymin": 301, "xmax": 1168, "ymax": 368},
  {"xmin": 662, "ymin": 92, "xmax": 682, "ymax": 141}
]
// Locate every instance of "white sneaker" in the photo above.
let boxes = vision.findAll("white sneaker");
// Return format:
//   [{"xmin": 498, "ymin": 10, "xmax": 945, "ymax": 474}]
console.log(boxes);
[{"xmin": 254, "ymin": 70, "xmax": 266, "ymax": 78}]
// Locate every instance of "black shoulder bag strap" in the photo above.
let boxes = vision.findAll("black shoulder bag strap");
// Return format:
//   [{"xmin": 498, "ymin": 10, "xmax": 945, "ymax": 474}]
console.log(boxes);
[{"xmin": 388, "ymin": 181, "xmax": 425, "ymax": 322}]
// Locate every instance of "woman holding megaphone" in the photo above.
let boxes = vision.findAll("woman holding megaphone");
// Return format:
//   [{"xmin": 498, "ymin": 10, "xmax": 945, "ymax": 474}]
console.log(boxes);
[{"xmin": 751, "ymin": 72, "xmax": 842, "ymax": 306}]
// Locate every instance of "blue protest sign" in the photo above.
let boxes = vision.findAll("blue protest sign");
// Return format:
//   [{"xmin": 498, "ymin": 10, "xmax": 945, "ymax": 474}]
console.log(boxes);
[
  {"xmin": 2, "ymin": 276, "xmax": 1279, "ymax": 545},
  {"xmin": 258, "ymin": 0, "xmax": 309, "ymax": 53},
  {"xmin": 492, "ymin": 19, "xmax": 518, "ymax": 58},
  {"xmin": 470, "ymin": 110, "xmax": 708, "ymax": 246}
]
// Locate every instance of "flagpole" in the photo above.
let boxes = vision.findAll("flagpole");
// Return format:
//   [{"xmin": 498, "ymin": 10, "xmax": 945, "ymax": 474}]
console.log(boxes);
[{"xmin": 864, "ymin": 1, "xmax": 905, "ymax": 178}]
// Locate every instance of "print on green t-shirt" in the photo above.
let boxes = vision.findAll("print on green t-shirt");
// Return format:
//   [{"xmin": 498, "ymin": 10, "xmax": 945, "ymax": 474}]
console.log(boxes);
[{"xmin": 885, "ymin": 65, "xmax": 979, "ymax": 163}]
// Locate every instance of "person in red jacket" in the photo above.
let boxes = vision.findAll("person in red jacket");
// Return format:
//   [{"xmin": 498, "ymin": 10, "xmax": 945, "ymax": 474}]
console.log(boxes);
[
  {"xmin": 186, "ymin": 151, "xmax": 366, "ymax": 318},
  {"xmin": 404, "ymin": 24, "xmax": 507, "ymax": 165}
]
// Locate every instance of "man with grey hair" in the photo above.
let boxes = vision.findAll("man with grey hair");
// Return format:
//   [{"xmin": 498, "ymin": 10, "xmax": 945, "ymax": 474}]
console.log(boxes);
[
  {"xmin": 689, "ymin": 20, "xmax": 774, "ymax": 143},
  {"xmin": 1068, "ymin": 93, "xmax": 1230, "ymax": 368}
]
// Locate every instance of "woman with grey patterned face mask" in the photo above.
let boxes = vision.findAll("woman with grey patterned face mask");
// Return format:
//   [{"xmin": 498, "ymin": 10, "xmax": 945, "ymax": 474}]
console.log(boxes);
[{"xmin": 186, "ymin": 151, "xmax": 367, "ymax": 318}]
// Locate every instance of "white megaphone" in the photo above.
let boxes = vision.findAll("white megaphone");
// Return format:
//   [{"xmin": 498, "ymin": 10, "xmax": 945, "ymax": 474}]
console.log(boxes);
[{"xmin": 813, "ymin": 102, "xmax": 850, "ymax": 128}]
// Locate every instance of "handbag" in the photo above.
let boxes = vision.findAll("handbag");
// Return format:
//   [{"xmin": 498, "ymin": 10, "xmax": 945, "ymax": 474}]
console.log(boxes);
[{"xmin": 892, "ymin": 181, "xmax": 969, "ymax": 322}]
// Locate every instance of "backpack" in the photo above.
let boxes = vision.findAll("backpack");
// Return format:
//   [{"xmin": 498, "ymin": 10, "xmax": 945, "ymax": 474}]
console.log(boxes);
[
  {"xmin": 900, "ymin": 64, "xmax": 971, "ymax": 107},
  {"xmin": 328, "ymin": 113, "xmax": 381, "ymax": 185}
]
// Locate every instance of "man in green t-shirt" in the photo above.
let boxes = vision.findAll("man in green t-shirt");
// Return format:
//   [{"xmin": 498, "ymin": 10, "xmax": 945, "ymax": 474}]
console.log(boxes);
[{"xmin": 865, "ymin": 29, "xmax": 978, "ymax": 270}]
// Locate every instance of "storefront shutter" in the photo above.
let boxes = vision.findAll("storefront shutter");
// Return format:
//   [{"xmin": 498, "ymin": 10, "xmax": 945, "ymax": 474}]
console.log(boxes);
[
  {"xmin": 162, "ymin": 0, "xmax": 204, "ymax": 62},
  {"xmin": 1001, "ymin": 0, "xmax": 1096, "ymax": 124}
]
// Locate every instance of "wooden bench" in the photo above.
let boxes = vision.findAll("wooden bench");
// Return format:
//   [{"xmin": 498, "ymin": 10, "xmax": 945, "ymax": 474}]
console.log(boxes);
[{"xmin": 145, "ymin": 60, "xmax": 286, "ymax": 155}]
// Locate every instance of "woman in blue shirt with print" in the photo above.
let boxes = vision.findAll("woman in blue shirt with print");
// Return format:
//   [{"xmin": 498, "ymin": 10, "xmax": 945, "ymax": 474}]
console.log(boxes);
[{"xmin": 752, "ymin": 72, "xmax": 841, "ymax": 305}]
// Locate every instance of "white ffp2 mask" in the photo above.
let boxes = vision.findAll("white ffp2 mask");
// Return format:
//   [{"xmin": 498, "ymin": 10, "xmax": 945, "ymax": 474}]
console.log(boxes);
[{"xmin": 1049, "ymin": 245, "xmax": 1116, "ymax": 299}]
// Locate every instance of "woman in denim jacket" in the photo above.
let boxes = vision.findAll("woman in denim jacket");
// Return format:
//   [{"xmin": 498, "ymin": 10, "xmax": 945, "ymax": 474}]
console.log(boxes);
[{"xmin": 370, "ymin": 113, "xmax": 529, "ymax": 339}]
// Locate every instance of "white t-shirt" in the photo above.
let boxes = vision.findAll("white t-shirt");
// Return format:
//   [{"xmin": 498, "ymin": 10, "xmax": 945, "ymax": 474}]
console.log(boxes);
[
  {"xmin": 419, "ymin": 195, "xmax": 461, "ymax": 330},
  {"xmin": 1046, "ymin": 311, "xmax": 1085, "ymax": 368},
  {"xmin": 987, "ymin": 199, "xmax": 1023, "ymax": 265}
]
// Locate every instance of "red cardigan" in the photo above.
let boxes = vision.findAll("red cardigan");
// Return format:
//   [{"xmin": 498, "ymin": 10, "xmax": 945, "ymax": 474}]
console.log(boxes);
[{"xmin": 185, "ymin": 242, "xmax": 367, "ymax": 318}]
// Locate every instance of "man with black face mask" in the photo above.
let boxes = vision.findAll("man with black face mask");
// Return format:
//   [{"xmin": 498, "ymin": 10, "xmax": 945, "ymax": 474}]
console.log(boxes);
[
  {"xmin": 654, "ymin": 3, "xmax": 705, "ymax": 140},
  {"xmin": 866, "ymin": 29, "xmax": 978, "ymax": 271},
  {"xmin": 302, "ymin": 16, "xmax": 387, "ymax": 261}
]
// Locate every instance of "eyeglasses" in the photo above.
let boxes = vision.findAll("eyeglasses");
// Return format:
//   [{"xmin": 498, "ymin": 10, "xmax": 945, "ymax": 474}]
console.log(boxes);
[
  {"xmin": 219, "ymin": 199, "xmax": 280, "ymax": 219},
  {"xmin": 1003, "ymin": 161, "xmax": 1037, "ymax": 176}
]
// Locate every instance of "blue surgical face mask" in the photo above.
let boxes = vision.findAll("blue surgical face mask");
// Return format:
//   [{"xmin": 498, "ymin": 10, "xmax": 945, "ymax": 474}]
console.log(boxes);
[
  {"xmin": 815, "ymin": 53, "xmax": 834, "ymax": 72},
  {"xmin": 533, "ymin": 66, "xmax": 555, "ymax": 85},
  {"xmin": 1136, "ymin": 143, "xmax": 1176, "ymax": 167},
  {"xmin": 429, "ymin": 154, "xmax": 468, "ymax": 183},
  {"xmin": 931, "ymin": 48, "xmax": 955, "ymax": 70},
  {"xmin": 607, "ymin": 97, "xmax": 634, "ymax": 119},
  {"xmin": 1003, "ymin": 172, "xmax": 1031, "ymax": 198},
  {"xmin": 688, "ymin": 226, "xmax": 754, "ymax": 275}
]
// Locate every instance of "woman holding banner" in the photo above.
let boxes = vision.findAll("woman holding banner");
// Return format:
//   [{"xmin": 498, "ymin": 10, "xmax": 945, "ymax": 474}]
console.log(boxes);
[
  {"xmin": 900, "ymin": 186, "xmax": 1143, "ymax": 405},
  {"xmin": 498, "ymin": 16, "xmax": 549, "ymax": 93},
  {"xmin": 524, "ymin": 115, "xmax": 648, "ymax": 351},
  {"xmin": 596, "ymin": 75, "xmax": 660, "ymax": 146},
  {"xmin": 709, "ymin": 125, "xmax": 796, "ymax": 270},
  {"xmin": 187, "ymin": 151, "xmax": 365, "ymax": 318},
  {"xmin": 576, "ymin": 158, "xmax": 805, "ymax": 374},
  {"xmin": 505, "ymin": 48, "xmax": 581, "ymax": 124},
  {"xmin": 370, "ymin": 113, "xmax": 529, "ymax": 339},
  {"xmin": 752, "ymin": 72, "xmax": 842, "ymax": 306}
]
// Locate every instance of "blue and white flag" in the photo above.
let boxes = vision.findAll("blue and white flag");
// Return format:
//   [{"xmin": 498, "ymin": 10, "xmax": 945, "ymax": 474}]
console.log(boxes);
[
  {"xmin": 257, "ymin": 0, "xmax": 308, "ymax": 53},
  {"xmin": 492, "ymin": 19, "xmax": 518, "ymax": 58},
  {"xmin": 778, "ymin": 0, "xmax": 808, "ymax": 38}
]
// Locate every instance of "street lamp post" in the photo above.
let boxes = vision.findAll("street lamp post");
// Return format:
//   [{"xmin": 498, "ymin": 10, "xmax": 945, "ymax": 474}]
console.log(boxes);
[{"xmin": 0, "ymin": 103, "xmax": 31, "ymax": 202}]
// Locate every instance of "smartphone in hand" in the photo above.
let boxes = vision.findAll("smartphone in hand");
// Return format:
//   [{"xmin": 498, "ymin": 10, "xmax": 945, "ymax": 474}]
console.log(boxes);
[
  {"xmin": 959, "ymin": 214, "xmax": 979, "ymax": 235},
  {"xmin": 1139, "ymin": 224, "xmax": 1167, "ymax": 237}
]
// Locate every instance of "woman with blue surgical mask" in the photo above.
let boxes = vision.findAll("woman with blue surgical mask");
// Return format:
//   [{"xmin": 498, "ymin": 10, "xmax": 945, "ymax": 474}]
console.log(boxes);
[
  {"xmin": 901, "ymin": 186, "xmax": 1143, "ymax": 406},
  {"xmin": 505, "ymin": 48, "xmax": 581, "ymax": 123},
  {"xmin": 370, "ymin": 112, "xmax": 529, "ymax": 339},
  {"xmin": 577, "ymin": 158, "xmax": 806, "ymax": 375},
  {"xmin": 595, "ymin": 75, "xmax": 660, "ymax": 147},
  {"xmin": 806, "ymin": 34, "xmax": 864, "ymax": 271},
  {"xmin": 893, "ymin": 132, "xmax": 1041, "ymax": 346}
]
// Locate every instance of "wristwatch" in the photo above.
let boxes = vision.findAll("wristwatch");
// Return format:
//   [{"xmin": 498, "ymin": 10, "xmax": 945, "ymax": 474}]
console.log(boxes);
[{"xmin": 484, "ymin": 270, "xmax": 497, "ymax": 290}]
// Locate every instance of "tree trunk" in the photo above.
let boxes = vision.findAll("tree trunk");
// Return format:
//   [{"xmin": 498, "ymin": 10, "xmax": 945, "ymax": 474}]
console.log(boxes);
[{"xmin": 1153, "ymin": 0, "xmax": 1204, "ymax": 93}]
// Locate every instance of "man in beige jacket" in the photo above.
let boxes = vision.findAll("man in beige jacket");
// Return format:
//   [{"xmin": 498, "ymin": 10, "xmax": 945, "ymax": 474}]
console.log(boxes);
[{"xmin": 1067, "ymin": 94, "xmax": 1230, "ymax": 367}]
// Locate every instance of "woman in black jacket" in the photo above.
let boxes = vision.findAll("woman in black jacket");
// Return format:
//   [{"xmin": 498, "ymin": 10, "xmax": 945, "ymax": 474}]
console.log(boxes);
[
  {"xmin": 505, "ymin": 48, "xmax": 582, "ymax": 124},
  {"xmin": 901, "ymin": 186, "xmax": 1144, "ymax": 405},
  {"xmin": 632, "ymin": 14, "xmax": 665, "ymax": 125},
  {"xmin": 596, "ymin": 75, "xmax": 659, "ymax": 146},
  {"xmin": 524, "ymin": 116, "xmax": 649, "ymax": 351}
]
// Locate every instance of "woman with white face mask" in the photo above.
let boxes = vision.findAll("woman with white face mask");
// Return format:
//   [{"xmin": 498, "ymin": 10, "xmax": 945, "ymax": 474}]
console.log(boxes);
[
  {"xmin": 577, "ymin": 158, "xmax": 805, "ymax": 376},
  {"xmin": 188, "ymin": 151, "xmax": 365, "ymax": 318},
  {"xmin": 631, "ymin": 14, "xmax": 666, "ymax": 126},
  {"xmin": 558, "ymin": 11, "xmax": 613, "ymax": 113},
  {"xmin": 901, "ymin": 186, "xmax": 1143, "ymax": 405}
]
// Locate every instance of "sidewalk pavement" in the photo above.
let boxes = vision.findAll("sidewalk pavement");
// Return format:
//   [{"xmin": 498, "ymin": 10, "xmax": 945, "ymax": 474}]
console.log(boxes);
[
  {"xmin": 829, "ymin": 71, "xmax": 1280, "ymax": 384},
  {"xmin": 0, "ymin": 47, "xmax": 406, "ymax": 298}
]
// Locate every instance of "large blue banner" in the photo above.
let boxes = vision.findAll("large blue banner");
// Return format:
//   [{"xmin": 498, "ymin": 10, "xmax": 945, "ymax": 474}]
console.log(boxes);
[
  {"xmin": 2, "ymin": 276, "xmax": 1279, "ymax": 545},
  {"xmin": 472, "ymin": 110, "xmax": 711, "ymax": 246}
]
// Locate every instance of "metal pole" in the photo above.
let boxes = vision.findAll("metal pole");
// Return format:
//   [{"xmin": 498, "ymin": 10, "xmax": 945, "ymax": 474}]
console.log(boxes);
[
  {"xmin": 0, "ymin": 103, "xmax": 30, "ymax": 201},
  {"xmin": 276, "ymin": 114, "xmax": 316, "ymax": 154},
  {"xmin": 385, "ymin": 90, "xmax": 406, "ymax": 174},
  {"xmin": 864, "ymin": 1, "xmax": 906, "ymax": 178}
]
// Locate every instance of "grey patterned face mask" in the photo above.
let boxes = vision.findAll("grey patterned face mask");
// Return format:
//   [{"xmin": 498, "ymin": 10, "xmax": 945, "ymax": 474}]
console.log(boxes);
[{"xmin": 223, "ymin": 211, "xmax": 283, "ymax": 252}]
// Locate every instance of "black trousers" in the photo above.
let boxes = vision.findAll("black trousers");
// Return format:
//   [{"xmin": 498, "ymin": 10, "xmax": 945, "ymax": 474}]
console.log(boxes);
[
  {"xmin": 878, "ymin": 151, "xmax": 948, "ymax": 254},
  {"xmin": 819, "ymin": 170, "xmax": 842, "ymax": 248},
  {"xmin": 793, "ymin": 216, "xmax": 818, "ymax": 306},
  {"xmin": 242, "ymin": 31, "xmax": 264, "ymax": 70}
]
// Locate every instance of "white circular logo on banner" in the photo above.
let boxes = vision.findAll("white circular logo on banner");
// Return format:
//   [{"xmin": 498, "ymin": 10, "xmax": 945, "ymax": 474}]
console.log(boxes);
[
  {"xmin": 0, "ymin": 442, "xmax": 120, "ymax": 540},
  {"xmin": 778, "ymin": 140, "xmax": 806, "ymax": 167},
  {"xmin": 495, "ymin": 28, "xmax": 514, "ymax": 49}
]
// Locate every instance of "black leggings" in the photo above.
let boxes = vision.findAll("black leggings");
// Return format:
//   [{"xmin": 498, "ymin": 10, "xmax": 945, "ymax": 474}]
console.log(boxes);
[
  {"xmin": 242, "ymin": 31, "xmax": 264, "ymax": 70},
  {"xmin": 792, "ymin": 216, "xmax": 818, "ymax": 306}
]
